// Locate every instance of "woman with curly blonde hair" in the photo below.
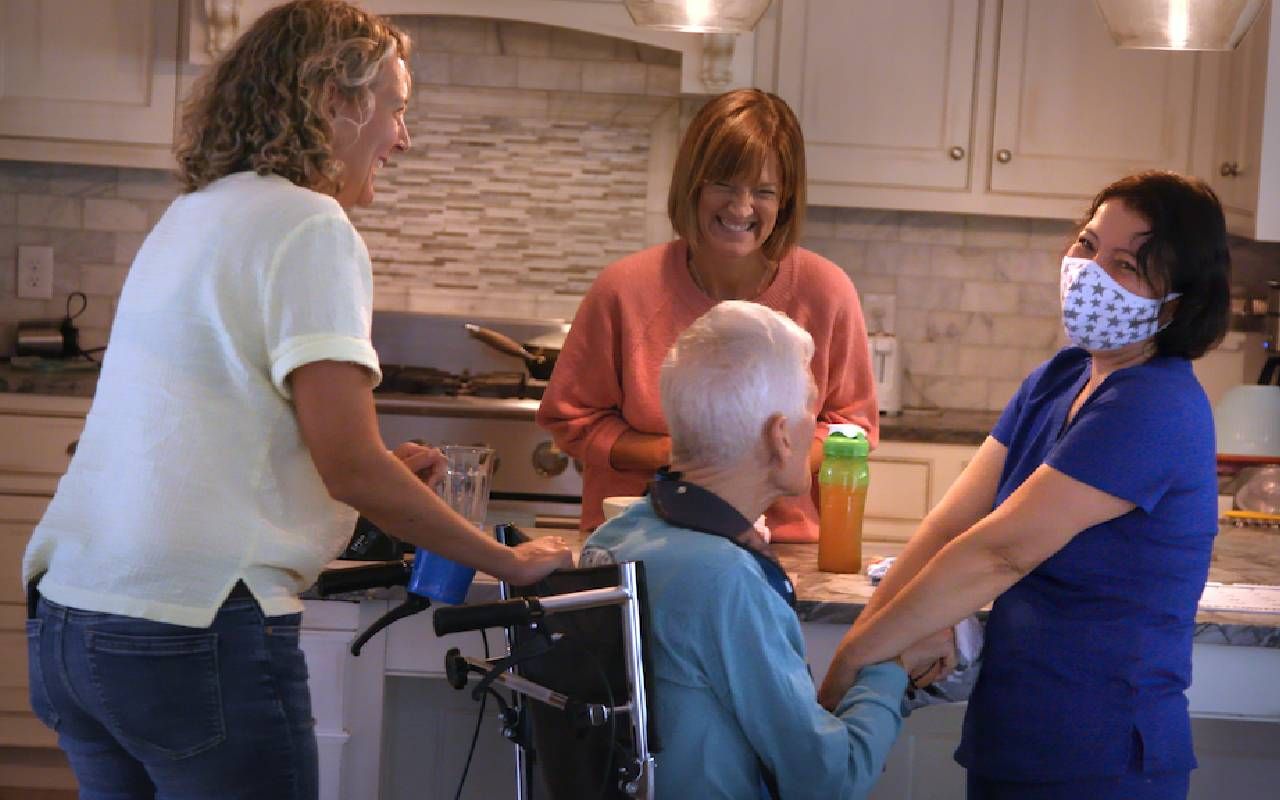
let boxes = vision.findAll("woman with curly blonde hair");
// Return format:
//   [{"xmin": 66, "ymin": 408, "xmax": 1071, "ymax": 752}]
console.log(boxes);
[{"xmin": 23, "ymin": 2, "xmax": 569, "ymax": 797}]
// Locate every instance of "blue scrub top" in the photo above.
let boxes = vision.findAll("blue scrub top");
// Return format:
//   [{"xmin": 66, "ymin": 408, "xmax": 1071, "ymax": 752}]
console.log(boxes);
[{"xmin": 955, "ymin": 348, "xmax": 1218, "ymax": 782}]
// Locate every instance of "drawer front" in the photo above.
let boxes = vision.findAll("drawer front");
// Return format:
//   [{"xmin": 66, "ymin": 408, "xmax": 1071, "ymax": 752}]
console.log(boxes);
[
  {"xmin": 0, "ymin": 496, "xmax": 50, "ymax": 606},
  {"xmin": 0, "ymin": 415, "xmax": 84, "ymax": 495}
]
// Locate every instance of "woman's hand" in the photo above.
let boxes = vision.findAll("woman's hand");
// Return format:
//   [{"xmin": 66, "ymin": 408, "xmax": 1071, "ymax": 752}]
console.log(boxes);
[
  {"xmin": 818, "ymin": 626, "xmax": 958, "ymax": 710},
  {"xmin": 391, "ymin": 440, "xmax": 447, "ymax": 486},
  {"xmin": 501, "ymin": 537, "xmax": 575, "ymax": 585},
  {"xmin": 897, "ymin": 627, "xmax": 958, "ymax": 689}
]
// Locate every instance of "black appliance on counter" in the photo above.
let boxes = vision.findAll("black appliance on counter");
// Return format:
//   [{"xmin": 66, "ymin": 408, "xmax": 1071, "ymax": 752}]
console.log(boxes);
[{"xmin": 339, "ymin": 516, "xmax": 408, "ymax": 561}]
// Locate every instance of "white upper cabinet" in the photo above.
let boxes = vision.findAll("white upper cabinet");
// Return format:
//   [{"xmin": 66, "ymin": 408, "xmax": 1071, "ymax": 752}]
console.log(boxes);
[
  {"xmin": 1200, "ymin": 0, "xmax": 1280, "ymax": 240},
  {"xmin": 769, "ymin": 0, "xmax": 1207, "ymax": 220},
  {"xmin": 776, "ymin": 0, "xmax": 981, "ymax": 193},
  {"xmin": 989, "ymin": 0, "xmax": 1198, "ymax": 198},
  {"xmin": 0, "ymin": 0, "xmax": 181, "ymax": 169}
]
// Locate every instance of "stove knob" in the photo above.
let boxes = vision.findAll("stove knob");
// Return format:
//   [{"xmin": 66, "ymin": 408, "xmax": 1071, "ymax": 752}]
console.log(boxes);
[{"xmin": 532, "ymin": 441, "xmax": 569, "ymax": 477}]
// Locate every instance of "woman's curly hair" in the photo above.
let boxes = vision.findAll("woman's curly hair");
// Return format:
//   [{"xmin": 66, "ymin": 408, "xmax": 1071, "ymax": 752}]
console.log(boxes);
[{"xmin": 175, "ymin": 0, "xmax": 410, "ymax": 195}]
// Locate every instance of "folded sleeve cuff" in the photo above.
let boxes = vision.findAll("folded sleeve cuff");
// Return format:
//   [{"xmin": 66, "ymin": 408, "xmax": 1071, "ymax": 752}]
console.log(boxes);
[
  {"xmin": 270, "ymin": 334, "xmax": 381, "ymax": 399},
  {"xmin": 582, "ymin": 415, "xmax": 631, "ymax": 468},
  {"xmin": 837, "ymin": 661, "xmax": 909, "ymax": 714}
]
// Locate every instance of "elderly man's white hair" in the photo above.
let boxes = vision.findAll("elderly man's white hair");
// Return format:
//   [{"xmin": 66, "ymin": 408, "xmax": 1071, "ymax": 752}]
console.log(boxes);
[{"xmin": 661, "ymin": 301, "xmax": 815, "ymax": 468}]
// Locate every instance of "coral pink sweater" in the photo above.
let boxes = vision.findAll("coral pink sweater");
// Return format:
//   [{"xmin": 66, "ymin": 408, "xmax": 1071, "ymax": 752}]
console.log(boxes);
[{"xmin": 536, "ymin": 240, "xmax": 879, "ymax": 542}]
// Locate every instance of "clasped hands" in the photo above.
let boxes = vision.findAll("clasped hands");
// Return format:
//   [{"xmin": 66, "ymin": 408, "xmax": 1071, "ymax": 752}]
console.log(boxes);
[{"xmin": 818, "ymin": 626, "xmax": 958, "ymax": 711}]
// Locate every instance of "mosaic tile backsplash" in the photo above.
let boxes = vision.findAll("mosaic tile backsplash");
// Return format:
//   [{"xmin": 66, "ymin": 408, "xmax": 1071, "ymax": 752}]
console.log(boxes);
[{"xmin": 2, "ymin": 17, "xmax": 1279, "ymax": 411}]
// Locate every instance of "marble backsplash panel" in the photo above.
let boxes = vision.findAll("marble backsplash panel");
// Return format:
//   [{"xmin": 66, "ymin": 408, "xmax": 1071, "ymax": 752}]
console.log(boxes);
[{"xmin": 3, "ymin": 155, "xmax": 1279, "ymax": 412}]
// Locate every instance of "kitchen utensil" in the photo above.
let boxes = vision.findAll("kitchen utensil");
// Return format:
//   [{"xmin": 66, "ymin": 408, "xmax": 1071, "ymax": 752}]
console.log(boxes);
[
  {"xmin": 464, "ymin": 323, "xmax": 565, "ymax": 381},
  {"xmin": 1235, "ymin": 465, "xmax": 1280, "ymax": 515},
  {"xmin": 867, "ymin": 333, "xmax": 903, "ymax": 415},
  {"xmin": 602, "ymin": 495, "xmax": 643, "ymax": 520},
  {"xmin": 1222, "ymin": 509, "xmax": 1280, "ymax": 529},
  {"xmin": 15, "ymin": 292, "xmax": 89, "ymax": 359},
  {"xmin": 1213, "ymin": 385, "xmax": 1280, "ymax": 458},
  {"xmin": 407, "ymin": 445, "xmax": 496, "ymax": 605}
]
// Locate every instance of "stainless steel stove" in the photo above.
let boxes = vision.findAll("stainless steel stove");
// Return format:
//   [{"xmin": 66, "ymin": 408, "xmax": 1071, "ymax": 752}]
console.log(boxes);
[{"xmin": 372, "ymin": 311, "xmax": 583, "ymax": 531}]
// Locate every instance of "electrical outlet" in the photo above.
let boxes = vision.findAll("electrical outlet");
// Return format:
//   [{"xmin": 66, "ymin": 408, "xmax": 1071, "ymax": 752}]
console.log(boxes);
[
  {"xmin": 17, "ymin": 246, "xmax": 54, "ymax": 300},
  {"xmin": 861, "ymin": 293, "xmax": 896, "ymax": 335}
]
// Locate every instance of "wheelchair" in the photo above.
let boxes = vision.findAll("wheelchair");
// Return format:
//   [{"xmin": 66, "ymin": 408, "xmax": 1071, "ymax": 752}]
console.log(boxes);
[{"xmin": 432, "ymin": 535, "xmax": 659, "ymax": 800}]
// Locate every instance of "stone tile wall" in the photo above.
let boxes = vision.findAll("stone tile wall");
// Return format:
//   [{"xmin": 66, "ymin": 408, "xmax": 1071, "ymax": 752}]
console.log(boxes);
[
  {"xmin": 801, "ymin": 207, "xmax": 1280, "ymax": 411},
  {"xmin": 359, "ymin": 17, "xmax": 683, "ymax": 319},
  {"xmin": 2, "ymin": 19, "xmax": 1279, "ymax": 410}
]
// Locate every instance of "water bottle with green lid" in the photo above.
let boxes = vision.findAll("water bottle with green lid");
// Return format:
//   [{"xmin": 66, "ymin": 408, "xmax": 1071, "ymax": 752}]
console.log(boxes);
[{"xmin": 818, "ymin": 428, "xmax": 870, "ymax": 574}]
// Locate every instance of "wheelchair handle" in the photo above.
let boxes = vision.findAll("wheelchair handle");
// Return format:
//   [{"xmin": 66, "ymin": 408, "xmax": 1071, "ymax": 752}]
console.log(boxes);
[
  {"xmin": 314, "ymin": 561, "xmax": 411, "ymax": 596},
  {"xmin": 433, "ymin": 597, "xmax": 544, "ymax": 636}
]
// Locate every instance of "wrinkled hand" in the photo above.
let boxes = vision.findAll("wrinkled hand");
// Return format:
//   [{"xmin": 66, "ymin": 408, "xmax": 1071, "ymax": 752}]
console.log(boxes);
[
  {"xmin": 897, "ymin": 627, "xmax": 958, "ymax": 690},
  {"xmin": 392, "ymin": 440, "xmax": 447, "ymax": 486},
  {"xmin": 501, "ymin": 537, "xmax": 574, "ymax": 585}
]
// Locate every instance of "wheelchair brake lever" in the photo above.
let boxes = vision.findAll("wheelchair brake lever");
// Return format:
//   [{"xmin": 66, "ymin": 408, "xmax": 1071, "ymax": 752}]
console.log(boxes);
[{"xmin": 350, "ymin": 594, "xmax": 431, "ymax": 656}]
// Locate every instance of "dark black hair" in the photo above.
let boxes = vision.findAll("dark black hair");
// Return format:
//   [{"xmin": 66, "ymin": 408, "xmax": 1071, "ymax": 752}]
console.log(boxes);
[{"xmin": 1080, "ymin": 171, "xmax": 1231, "ymax": 359}]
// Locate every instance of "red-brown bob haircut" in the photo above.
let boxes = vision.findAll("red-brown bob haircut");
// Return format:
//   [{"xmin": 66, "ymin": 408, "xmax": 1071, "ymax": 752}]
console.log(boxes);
[{"xmin": 667, "ymin": 89, "xmax": 807, "ymax": 262}]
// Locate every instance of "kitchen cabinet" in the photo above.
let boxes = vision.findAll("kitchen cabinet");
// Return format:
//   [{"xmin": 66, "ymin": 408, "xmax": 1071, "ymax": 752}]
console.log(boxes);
[
  {"xmin": 775, "ymin": 0, "xmax": 982, "ymax": 194},
  {"xmin": 1202, "ymin": 0, "xmax": 1280, "ymax": 240},
  {"xmin": 0, "ymin": 395, "xmax": 87, "ymax": 797},
  {"xmin": 299, "ymin": 598, "xmax": 391, "ymax": 800},
  {"xmin": 0, "ymin": 0, "xmax": 180, "ymax": 170},
  {"xmin": 770, "ymin": 0, "xmax": 1207, "ymax": 219},
  {"xmin": 864, "ymin": 440, "xmax": 976, "ymax": 542}
]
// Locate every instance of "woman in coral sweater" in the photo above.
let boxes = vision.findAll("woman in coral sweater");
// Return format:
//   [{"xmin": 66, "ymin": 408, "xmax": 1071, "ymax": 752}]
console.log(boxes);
[{"xmin": 536, "ymin": 89, "xmax": 878, "ymax": 542}]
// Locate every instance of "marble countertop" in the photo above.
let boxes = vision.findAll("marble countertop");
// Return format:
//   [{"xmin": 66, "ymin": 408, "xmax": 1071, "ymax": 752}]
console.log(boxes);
[
  {"xmin": 319, "ymin": 524, "xmax": 1280, "ymax": 648},
  {"xmin": 777, "ymin": 525, "xmax": 1280, "ymax": 648},
  {"xmin": 0, "ymin": 362, "xmax": 99, "ymax": 398}
]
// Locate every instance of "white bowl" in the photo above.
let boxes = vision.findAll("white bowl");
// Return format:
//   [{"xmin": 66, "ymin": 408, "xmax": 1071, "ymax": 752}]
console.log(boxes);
[
  {"xmin": 602, "ymin": 495, "xmax": 644, "ymax": 521},
  {"xmin": 1214, "ymin": 385, "xmax": 1280, "ymax": 457}
]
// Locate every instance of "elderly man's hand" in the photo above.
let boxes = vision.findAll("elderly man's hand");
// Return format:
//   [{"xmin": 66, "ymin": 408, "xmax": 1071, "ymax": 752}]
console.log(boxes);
[
  {"xmin": 392, "ymin": 440, "xmax": 447, "ymax": 486},
  {"xmin": 896, "ymin": 627, "xmax": 957, "ymax": 690}
]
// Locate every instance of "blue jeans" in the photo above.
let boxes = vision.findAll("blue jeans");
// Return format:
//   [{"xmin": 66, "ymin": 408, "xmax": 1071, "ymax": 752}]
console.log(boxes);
[{"xmin": 27, "ymin": 592, "xmax": 318, "ymax": 800}]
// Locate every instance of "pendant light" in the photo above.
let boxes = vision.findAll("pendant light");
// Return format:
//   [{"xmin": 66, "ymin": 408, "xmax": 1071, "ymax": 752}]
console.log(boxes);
[
  {"xmin": 1094, "ymin": 0, "xmax": 1266, "ymax": 50},
  {"xmin": 623, "ymin": 0, "xmax": 773, "ymax": 34}
]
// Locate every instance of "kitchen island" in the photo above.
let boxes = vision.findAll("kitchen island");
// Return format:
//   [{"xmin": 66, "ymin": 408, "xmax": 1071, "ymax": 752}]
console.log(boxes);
[{"xmin": 331, "ymin": 523, "xmax": 1280, "ymax": 800}]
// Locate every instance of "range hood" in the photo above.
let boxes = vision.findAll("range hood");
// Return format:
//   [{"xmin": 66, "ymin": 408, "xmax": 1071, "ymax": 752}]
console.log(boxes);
[
  {"xmin": 188, "ymin": 0, "xmax": 760, "ymax": 92},
  {"xmin": 1094, "ymin": 0, "xmax": 1266, "ymax": 50}
]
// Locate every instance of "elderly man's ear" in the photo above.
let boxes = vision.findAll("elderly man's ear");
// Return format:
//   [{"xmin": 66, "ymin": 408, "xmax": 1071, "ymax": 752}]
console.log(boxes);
[{"xmin": 763, "ymin": 412, "xmax": 793, "ymax": 466}]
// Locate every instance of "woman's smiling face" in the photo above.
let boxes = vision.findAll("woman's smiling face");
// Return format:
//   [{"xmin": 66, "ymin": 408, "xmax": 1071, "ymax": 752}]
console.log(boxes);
[
  {"xmin": 331, "ymin": 56, "xmax": 412, "ymax": 209},
  {"xmin": 695, "ymin": 155, "xmax": 781, "ymax": 262},
  {"xmin": 1067, "ymin": 200, "xmax": 1163, "ymax": 299}
]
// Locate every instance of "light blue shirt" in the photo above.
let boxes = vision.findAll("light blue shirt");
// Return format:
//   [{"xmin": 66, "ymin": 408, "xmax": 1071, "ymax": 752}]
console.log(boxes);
[{"xmin": 584, "ymin": 500, "xmax": 908, "ymax": 800}]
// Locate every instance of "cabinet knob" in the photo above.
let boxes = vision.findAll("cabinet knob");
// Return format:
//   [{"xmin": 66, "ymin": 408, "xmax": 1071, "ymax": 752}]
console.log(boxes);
[
  {"xmin": 948, "ymin": 145, "xmax": 966, "ymax": 161},
  {"xmin": 66, "ymin": 439, "xmax": 78, "ymax": 457},
  {"xmin": 1219, "ymin": 160, "xmax": 1240, "ymax": 177},
  {"xmin": 995, "ymin": 149, "xmax": 1012, "ymax": 164}
]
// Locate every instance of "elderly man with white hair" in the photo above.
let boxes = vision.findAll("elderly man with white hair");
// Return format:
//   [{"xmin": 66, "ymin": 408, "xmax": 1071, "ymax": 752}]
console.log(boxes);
[{"xmin": 581, "ymin": 301, "xmax": 951, "ymax": 800}]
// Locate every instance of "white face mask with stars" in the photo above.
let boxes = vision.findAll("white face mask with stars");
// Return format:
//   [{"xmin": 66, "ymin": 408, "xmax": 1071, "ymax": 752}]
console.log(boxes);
[{"xmin": 1059, "ymin": 256, "xmax": 1180, "ymax": 351}]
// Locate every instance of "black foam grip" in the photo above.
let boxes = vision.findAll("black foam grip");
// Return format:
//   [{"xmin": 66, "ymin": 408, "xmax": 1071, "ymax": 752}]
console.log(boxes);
[
  {"xmin": 433, "ymin": 598, "xmax": 541, "ymax": 636},
  {"xmin": 314, "ymin": 562, "xmax": 410, "ymax": 596}
]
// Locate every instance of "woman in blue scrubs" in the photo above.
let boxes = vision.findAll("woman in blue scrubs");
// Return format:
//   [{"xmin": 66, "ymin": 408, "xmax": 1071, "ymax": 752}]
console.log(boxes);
[{"xmin": 816, "ymin": 171, "xmax": 1230, "ymax": 799}]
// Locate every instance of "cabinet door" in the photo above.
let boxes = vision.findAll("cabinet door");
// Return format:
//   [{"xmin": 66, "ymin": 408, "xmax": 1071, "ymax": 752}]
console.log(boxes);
[
  {"xmin": 0, "ymin": 0, "xmax": 178, "ymax": 163},
  {"xmin": 1207, "ymin": 6, "xmax": 1270, "ymax": 228},
  {"xmin": 776, "ymin": 0, "xmax": 982, "ymax": 192},
  {"xmin": 0, "ymin": 414, "xmax": 84, "ymax": 496},
  {"xmin": 990, "ymin": 0, "xmax": 1199, "ymax": 198}
]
